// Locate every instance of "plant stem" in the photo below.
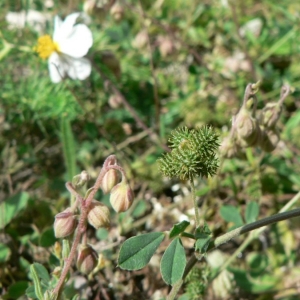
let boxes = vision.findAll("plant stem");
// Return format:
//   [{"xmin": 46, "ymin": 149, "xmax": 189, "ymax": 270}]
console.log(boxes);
[
  {"xmin": 52, "ymin": 161, "xmax": 127, "ymax": 296},
  {"xmin": 190, "ymin": 179, "xmax": 200, "ymax": 228},
  {"xmin": 167, "ymin": 191, "xmax": 300, "ymax": 300}
]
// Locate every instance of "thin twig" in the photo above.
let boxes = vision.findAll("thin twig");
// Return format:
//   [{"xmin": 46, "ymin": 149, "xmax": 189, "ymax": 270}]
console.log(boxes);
[{"xmin": 92, "ymin": 61, "xmax": 169, "ymax": 152}]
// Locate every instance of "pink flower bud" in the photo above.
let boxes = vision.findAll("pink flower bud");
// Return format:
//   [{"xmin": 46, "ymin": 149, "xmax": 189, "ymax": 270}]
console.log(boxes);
[
  {"xmin": 87, "ymin": 200, "xmax": 110, "ymax": 229},
  {"xmin": 110, "ymin": 181, "xmax": 134, "ymax": 213},
  {"xmin": 102, "ymin": 169, "xmax": 119, "ymax": 194},
  {"xmin": 77, "ymin": 244, "xmax": 98, "ymax": 275},
  {"xmin": 54, "ymin": 208, "xmax": 77, "ymax": 238}
]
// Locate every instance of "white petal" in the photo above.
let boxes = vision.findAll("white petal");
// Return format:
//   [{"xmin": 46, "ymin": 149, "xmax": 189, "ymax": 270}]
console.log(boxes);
[
  {"xmin": 53, "ymin": 12, "xmax": 81, "ymax": 43},
  {"xmin": 53, "ymin": 15, "xmax": 62, "ymax": 39},
  {"xmin": 48, "ymin": 52, "xmax": 68, "ymax": 83},
  {"xmin": 59, "ymin": 24, "xmax": 93, "ymax": 58},
  {"xmin": 66, "ymin": 56, "xmax": 91, "ymax": 80}
]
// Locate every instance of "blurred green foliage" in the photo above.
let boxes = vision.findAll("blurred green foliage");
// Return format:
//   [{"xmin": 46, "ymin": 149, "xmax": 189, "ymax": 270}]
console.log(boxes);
[{"xmin": 1, "ymin": 0, "xmax": 300, "ymax": 299}]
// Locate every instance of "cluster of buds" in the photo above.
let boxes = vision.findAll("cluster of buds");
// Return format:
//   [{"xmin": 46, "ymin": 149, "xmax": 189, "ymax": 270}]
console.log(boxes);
[
  {"xmin": 221, "ymin": 83, "xmax": 290, "ymax": 158},
  {"xmin": 52, "ymin": 155, "xmax": 134, "ymax": 276},
  {"xmin": 101, "ymin": 155, "xmax": 134, "ymax": 213}
]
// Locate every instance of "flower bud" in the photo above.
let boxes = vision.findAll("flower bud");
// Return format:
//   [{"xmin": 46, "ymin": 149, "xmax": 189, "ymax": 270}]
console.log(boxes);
[
  {"xmin": 132, "ymin": 30, "xmax": 148, "ymax": 49},
  {"xmin": 110, "ymin": 1, "xmax": 124, "ymax": 21},
  {"xmin": 54, "ymin": 208, "xmax": 77, "ymax": 238},
  {"xmin": 102, "ymin": 169, "xmax": 119, "ymax": 194},
  {"xmin": 220, "ymin": 136, "xmax": 243, "ymax": 158},
  {"xmin": 77, "ymin": 244, "xmax": 98, "ymax": 275},
  {"xmin": 110, "ymin": 181, "xmax": 134, "ymax": 213},
  {"xmin": 260, "ymin": 128, "xmax": 280, "ymax": 152},
  {"xmin": 260, "ymin": 102, "xmax": 282, "ymax": 129},
  {"xmin": 72, "ymin": 171, "xmax": 90, "ymax": 189},
  {"xmin": 87, "ymin": 200, "xmax": 110, "ymax": 229},
  {"xmin": 235, "ymin": 108, "xmax": 261, "ymax": 146},
  {"xmin": 158, "ymin": 36, "xmax": 175, "ymax": 57}
]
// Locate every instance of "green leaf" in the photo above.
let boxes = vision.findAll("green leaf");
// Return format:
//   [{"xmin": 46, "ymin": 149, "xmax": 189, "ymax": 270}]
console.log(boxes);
[
  {"xmin": 0, "ymin": 192, "xmax": 29, "ymax": 229},
  {"xmin": 29, "ymin": 264, "xmax": 44, "ymax": 300},
  {"xmin": 118, "ymin": 232, "xmax": 165, "ymax": 270},
  {"xmin": 220, "ymin": 205, "xmax": 244, "ymax": 227},
  {"xmin": 132, "ymin": 200, "xmax": 147, "ymax": 218},
  {"xmin": 0, "ymin": 243, "xmax": 11, "ymax": 262},
  {"xmin": 245, "ymin": 202, "xmax": 259, "ymax": 224},
  {"xmin": 40, "ymin": 228, "xmax": 56, "ymax": 248},
  {"xmin": 169, "ymin": 220, "xmax": 190, "ymax": 238},
  {"xmin": 7, "ymin": 281, "xmax": 28, "ymax": 299},
  {"xmin": 195, "ymin": 186, "xmax": 210, "ymax": 196},
  {"xmin": 195, "ymin": 228, "xmax": 212, "ymax": 254},
  {"xmin": 26, "ymin": 285, "xmax": 36, "ymax": 299},
  {"xmin": 32, "ymin": 263, "xmax": 50, "ymax": 282},
  {"xmin": 160, "ymin": 237, "xmax": 186, "ymax": 285},
  {"xmin": 195, "ymin": 233, "xmax": 211, "ymax": 254}
]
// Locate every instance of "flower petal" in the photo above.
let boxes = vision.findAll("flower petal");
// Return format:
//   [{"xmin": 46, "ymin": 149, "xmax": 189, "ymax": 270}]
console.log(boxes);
[
  {"xmin": 59, "ymin": 24, "xmax": 93, "ymax": 58},
  {"xmin": 66, "ymin": 56, "xmax": 92, "ymax": 80},
  {"xmin": 53, "ymin": 15, "xmax": 63, "ymax": 39},
  {"xmin": 53, "ymin": 12, "xmax": 81, "ymax": 43},
  {"xmin": 48, "ymin": 52, "xmax": 68, "ymax": 83}
]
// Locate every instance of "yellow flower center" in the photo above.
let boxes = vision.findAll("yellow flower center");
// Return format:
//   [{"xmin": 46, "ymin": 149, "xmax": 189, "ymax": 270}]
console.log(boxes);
[{"xmin": 35, "ymin": 35, "xmax": 60, "ymax": 59}]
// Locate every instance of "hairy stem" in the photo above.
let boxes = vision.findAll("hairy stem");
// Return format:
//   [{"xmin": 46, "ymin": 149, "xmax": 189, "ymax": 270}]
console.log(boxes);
[
  {"xmin": 167, "ymin": 191, "xmax": 300, "ymax": 300},
  {"xmin": 190, "ymin": 179, "xmax": 200, "ymax": 228},
  {"xmin": 53, "ymin": 162, "xmax": 128, "ymax": 295}
]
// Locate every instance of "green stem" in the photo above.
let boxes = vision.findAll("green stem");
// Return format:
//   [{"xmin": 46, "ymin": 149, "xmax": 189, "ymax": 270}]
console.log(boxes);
[
  {"xmin": 167, "ymin": 191, "xmax": 300, "ymax": 300},
  {"xmin": 190, "ymin": 179, "xmax": 200, "ymax": 228},
  {"xmin": 60, "ymin": 119, "xmax": 77, "ymax": 205}
]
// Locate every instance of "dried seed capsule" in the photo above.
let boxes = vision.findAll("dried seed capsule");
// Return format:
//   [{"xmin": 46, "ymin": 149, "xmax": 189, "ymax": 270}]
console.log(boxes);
[
  {"xmin": 260, "ymin": 128, "xmax": 280, "ymax": 152},
  {"xmin": 235, "ymin": 108, "xmax": 261, "ymax": 147},
  {"xmin": 260, "ymin": 102, "xmax": 282, "ymax": 129}
]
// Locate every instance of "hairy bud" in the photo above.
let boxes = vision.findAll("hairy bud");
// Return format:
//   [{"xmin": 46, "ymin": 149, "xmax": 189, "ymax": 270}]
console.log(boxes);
[
  {"xmin": 235, "ymin": 108, "xmax": 261, "ymax": 146},
  {"xmin": 72, "ymin": 171, "xmax": 90, "ymax": 189},
  {"xmin": 110, "ymin": 181, "xmax": 134, "ymax": 213},
  {"xmin": 87, "ymin": 200, "xmax": 110, "ymax": 229},
  {"xmin": 260, "ymin": 102, "xmax": 282, "ymax": 129},
  {"xmin": 260, "ymin": 128, "xmax": 280, "ymax": 152},
  {"xmin": 102, "ymin": 169, "xmax": 119, "ymax": 194},
  {"xmin": 220, "ymin": 136, "xmax": 242, "ymax": 158},
  {"xmin": 110, "ymin": 1, "xmax": 123, "ymax": 21},
  {"xmin": 77, "ymin": 244, "xmax": 98, "ymax": 275},
  {"xmin": 54, "ymin": 208, "xmax": 77, "ymax": 238}
]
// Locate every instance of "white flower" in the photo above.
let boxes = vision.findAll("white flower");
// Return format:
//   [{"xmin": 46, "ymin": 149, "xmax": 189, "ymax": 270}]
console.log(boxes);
[{"xmin": 35, "ymin": 13, "xmax": 93, "ymax": 83}]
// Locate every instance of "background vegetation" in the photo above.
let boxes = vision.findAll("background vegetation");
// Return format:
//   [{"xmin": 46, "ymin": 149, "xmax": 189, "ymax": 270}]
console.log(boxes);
[{"xmin": 1, "ymin": 0, "xmax": 300, "ymax": 299}]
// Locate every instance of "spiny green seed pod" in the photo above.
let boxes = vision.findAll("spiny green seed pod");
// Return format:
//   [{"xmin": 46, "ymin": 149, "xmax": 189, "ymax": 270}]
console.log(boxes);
[
  {"xmin": 87, "ymin": 200, "xmax": 110, "ymax": 229},
  {"xmin": 260, "ymin": 127, "xmax": 280, "ymax": 152},
  {"xmin": 260, "ymin": 102, "xmax": 282, "ymax": 129},
  {"xmin": 110, "ymin": 180, "xmax": 134, "ymax": 213},
  {"xmin": 102, "ymin": 169, "xmax": 119, "ymax": 194},
  {"xmin": 235, "ymin": 109, "xmax": 261, "ymax": 146},
  {"xmin": 158, "ymin": 126, "xmax": 219, "ymax": 180},
  {"xmin": 54, "ymin": 208, "xmax": 77, "ymax": 238},
  {"xmin": 77, "ymin": 244, "xmax": 98, "ymax": 275}
]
